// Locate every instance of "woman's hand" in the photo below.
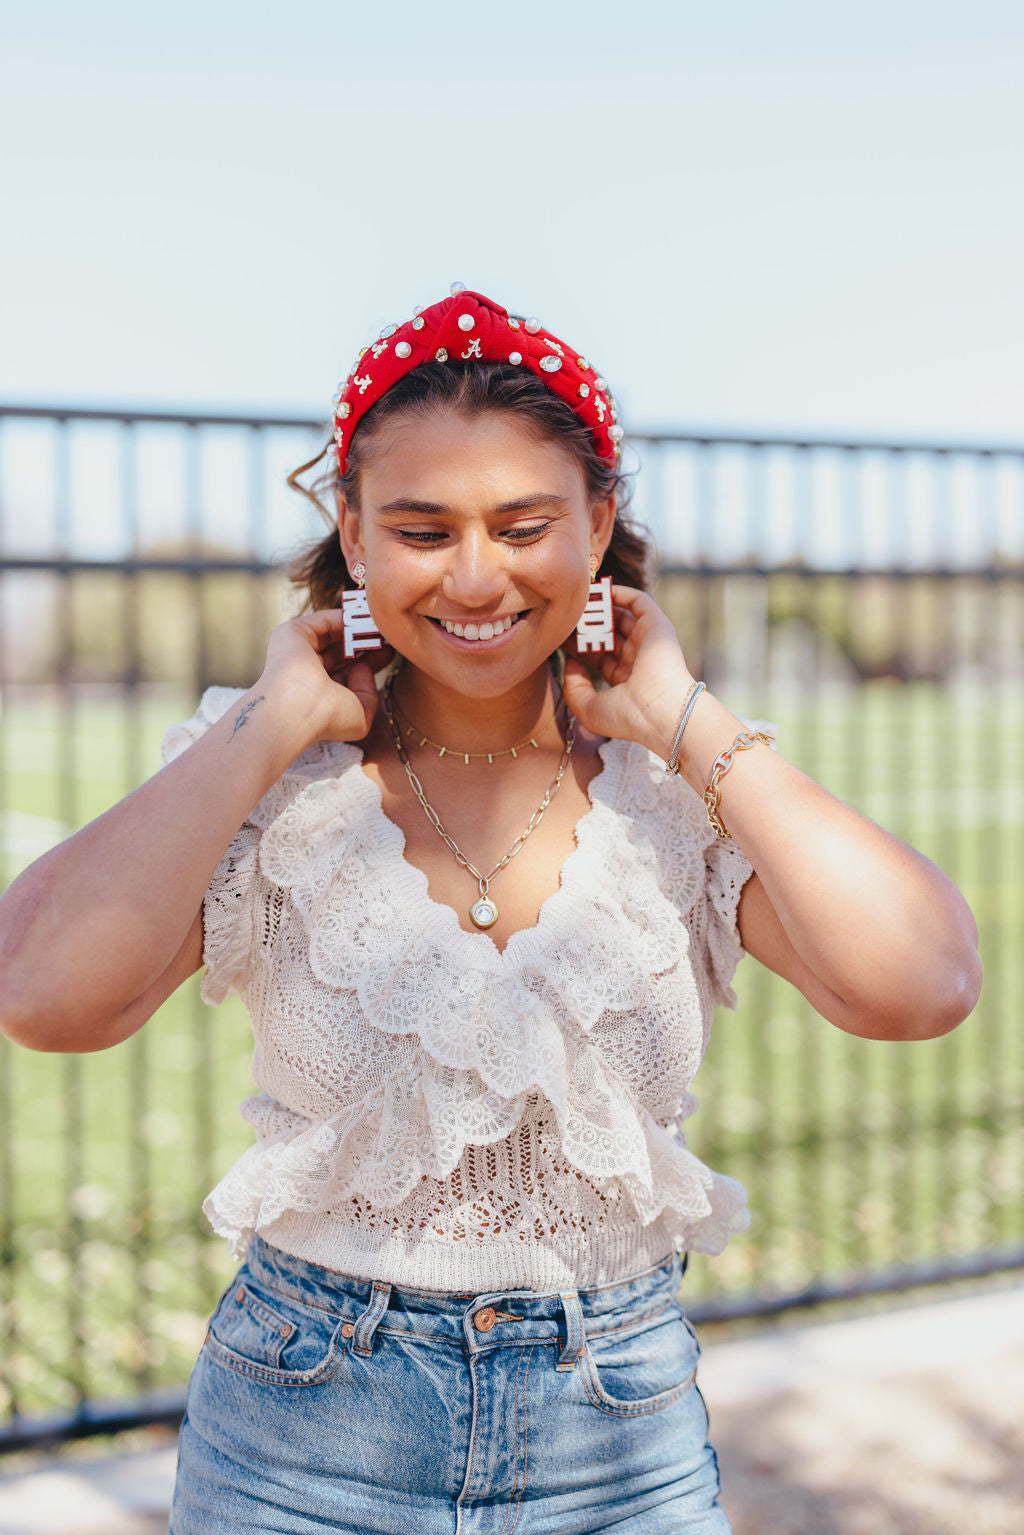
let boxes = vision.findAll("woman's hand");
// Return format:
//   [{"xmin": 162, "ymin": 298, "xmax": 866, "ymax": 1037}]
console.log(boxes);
[
  {"xmin": 562, "ymin": 585, "xmax": 695, "ymax": 760},
  {"xmin": 259, "ymin": 610, "xmax": 393, "ymax": 746}
]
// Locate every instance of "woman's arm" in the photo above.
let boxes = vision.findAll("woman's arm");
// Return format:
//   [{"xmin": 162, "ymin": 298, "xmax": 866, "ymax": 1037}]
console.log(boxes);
[
  {"xmin": 0, "ymin": 613, "xmax": 381, "ymax": 1053},
  {"xmin": 563, "ymin": 587, "xmax": 983, "ymax": 1042}
]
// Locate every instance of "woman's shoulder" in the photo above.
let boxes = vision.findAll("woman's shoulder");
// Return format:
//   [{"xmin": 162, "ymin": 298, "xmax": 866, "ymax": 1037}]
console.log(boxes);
[
  {"xmin": 594, "ymin": 732, "xmax": 708, "ymax": 836},
  {"xmin": 161, "ymin": 685, "xmax": 366, "ymax": 826}
]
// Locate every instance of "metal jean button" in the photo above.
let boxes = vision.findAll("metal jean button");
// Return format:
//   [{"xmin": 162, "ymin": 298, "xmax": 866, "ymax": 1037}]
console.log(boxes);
[{"xmin": 473, "ymin": 1306, "xmax": 497, "ymax": 1333}]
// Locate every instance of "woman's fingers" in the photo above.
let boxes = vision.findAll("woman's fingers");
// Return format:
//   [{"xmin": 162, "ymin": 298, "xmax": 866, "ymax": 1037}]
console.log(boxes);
[
  {"xmin": 563, "ymin": 583, "xmax": 694, "ymax": 745},
  {"xmin": 337, "ymin": 658, "xmax": 380, "ymax": 733},
  {"xmin": 260, "ymin": 612, "xmax": 394, "ymax": 743},
  {"xmin": 562, "ymin": 658, "xmax": 599, "ymax": 718}
]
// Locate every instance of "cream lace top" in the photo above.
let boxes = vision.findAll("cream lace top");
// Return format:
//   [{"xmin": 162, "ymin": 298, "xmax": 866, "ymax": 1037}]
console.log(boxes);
[{"xmin": 163, "ymin": 686, "xmax": 756, "ymax": 1291}]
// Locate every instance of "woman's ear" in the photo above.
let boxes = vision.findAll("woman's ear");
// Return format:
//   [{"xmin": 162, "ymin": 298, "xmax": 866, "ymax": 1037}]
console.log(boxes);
[
  {"xmin": 338, "ymin": 494, "xmax": 364, "ymax": 571},
  {"xmin": 590, "ymin": 493, "xmax": 617, "ymax": 567}
]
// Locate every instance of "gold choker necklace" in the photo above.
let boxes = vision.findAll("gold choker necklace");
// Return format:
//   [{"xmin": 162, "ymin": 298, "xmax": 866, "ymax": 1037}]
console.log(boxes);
[
  {"xmin": 381, "ymin": 675, "xmax": 575, "ymax": 930},
  {"xmin": 389, "ymin": 692, "xmax": 564, "ymax": 765}
]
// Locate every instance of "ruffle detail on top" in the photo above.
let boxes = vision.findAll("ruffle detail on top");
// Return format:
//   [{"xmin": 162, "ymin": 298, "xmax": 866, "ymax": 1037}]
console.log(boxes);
[
  {"xmin": 619, "ymin": 727, "xmax": 769, "ymax": 1012},
  {"xmin": 161, "ymin": 686, "xmax": 256, "ymax": 1004},
  {"xmin": 702, "ymin": 839, "xmax": 754, "ymax": 1008},
  {"xmin": 163, "ymin": 689, "xmax": 756, "ymax": 1269},
  {"xmin": 256, "ymin": 740, "xmax": 692, "ymax": 1098},
  {"xmin": 200, "ymin": 825, "xmax": 261, "ymax": 1005},
  {"xmin": 700, "ymin": 718, "xmax": 775, "ymax": 1006},
  {"xmin": 194, "ymin": 737, "xmax": 752, "ymax": 1255},
  {"xmin": 203, "ymin": 1069, "xmax": 751, "ymax": 1264},
  {"xmin": 161, "ymin": 688, "xmax": 350, "ymax": 1006}
]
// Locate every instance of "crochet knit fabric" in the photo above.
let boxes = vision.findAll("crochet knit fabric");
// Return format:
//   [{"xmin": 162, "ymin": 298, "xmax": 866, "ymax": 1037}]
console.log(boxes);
[{"xmin": 163, "ymin": 688, "xmax": 756, "ymax": 1290}]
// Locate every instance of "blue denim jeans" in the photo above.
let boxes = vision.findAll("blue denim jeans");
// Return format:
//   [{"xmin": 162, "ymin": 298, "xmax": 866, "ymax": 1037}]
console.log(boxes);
[{"xmin": 169, "ymin": 1235, "xmax": 730, "ymax": 1533}]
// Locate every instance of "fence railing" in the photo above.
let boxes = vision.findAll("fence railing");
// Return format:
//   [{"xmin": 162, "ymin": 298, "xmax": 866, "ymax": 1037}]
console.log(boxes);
[{"xmin": 1, "ymin": 403, "xmax": 1021, "ymax": 1448}]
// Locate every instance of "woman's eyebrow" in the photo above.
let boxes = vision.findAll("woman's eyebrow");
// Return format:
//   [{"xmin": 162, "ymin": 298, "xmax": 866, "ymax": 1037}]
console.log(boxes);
[{"xmin": 375, "ymin": 493, "xmax": 570, "ymax": 516}]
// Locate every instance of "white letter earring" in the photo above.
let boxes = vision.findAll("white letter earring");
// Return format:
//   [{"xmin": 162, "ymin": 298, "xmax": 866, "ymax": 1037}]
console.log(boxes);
[
  {"xmin": 342, "ymin": 562, "xmax": 384, "ymax": 659},
  {"xmin": 575, "ymin": 572, "xmax": 616, "ymax": 653}
]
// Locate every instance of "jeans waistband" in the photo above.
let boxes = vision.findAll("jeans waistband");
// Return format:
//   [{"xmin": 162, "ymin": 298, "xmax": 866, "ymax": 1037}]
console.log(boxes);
[{"xmin": 242, "ymin": 1235, "xmax": 685, "ymax": 1361}]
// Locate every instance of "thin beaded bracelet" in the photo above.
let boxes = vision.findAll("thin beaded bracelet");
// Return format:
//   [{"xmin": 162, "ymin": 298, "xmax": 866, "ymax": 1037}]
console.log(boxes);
[
  {"xmin": 664, "ymin": 681, "xmax": 706, "ymax": 776},
  {"xmin": 703, "ymin": 729, "xmax": 776, "ymax": 837}
]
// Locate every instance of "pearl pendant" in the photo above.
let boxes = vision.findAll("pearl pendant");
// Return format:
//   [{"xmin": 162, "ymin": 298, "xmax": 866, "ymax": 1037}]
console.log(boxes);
[{"xmin": 470, "ymin": 896, "xmax": 499, "ymax": 929}]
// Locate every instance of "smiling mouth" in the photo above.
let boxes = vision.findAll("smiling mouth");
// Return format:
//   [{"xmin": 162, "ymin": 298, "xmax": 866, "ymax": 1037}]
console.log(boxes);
[{"xmin": 426, "ymin": 613, "xmax": 526, "ymax": 642}]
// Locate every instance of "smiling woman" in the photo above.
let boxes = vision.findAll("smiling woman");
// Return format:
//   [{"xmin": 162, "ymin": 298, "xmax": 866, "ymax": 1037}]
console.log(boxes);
[
  {"xmin": 0, "ymin": 287, "xmax": 982, "ymax": 1534},
  {"xmin": 342, "ymin": 411, "xmax": 610, "ymax": 696}
]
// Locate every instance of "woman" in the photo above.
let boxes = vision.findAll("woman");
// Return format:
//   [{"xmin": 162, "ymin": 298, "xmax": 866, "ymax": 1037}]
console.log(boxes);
[{"xmin": 0, "ymin": 288, "xmax": 982, "ymax": 1533}]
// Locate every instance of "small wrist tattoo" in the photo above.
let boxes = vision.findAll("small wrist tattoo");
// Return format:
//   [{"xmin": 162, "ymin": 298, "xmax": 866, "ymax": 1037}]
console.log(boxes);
[{"xmin": 230, "ymin": 696, "xmax": 265, "ymax": 739}]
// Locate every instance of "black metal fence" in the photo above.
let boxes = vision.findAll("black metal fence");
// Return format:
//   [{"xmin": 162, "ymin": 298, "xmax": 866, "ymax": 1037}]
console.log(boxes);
[{"xmin": 1, "ymin": 404, "xmax": 1021, "ymax": 1448}]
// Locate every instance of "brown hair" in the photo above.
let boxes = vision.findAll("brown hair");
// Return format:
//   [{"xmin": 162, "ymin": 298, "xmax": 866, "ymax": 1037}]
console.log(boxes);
[{"xmin": 286, "ymin": 362, "xmax": 652, "ymax": 611}]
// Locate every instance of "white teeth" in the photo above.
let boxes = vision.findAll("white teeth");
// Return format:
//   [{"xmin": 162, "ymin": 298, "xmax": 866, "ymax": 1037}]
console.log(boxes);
[{"xmin": 438, "ymin": 614, "xmax": 520, "ymax": 640}]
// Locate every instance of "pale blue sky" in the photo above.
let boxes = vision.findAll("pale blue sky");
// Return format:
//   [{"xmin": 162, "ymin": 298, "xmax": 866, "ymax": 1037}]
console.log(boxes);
[{"xmin": 2, "ymin": 0, "xmax": 1022, "ymax": 440}]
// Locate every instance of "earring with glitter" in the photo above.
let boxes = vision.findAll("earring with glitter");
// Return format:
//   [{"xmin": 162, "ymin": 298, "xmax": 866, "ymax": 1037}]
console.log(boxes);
[
  {"xmin": 575, "ymin": 556, "xmax": 615, "ymax": 653},
  {"xmin": 342, "ymin": 561, "xmax": 383, "ymax": 659}
]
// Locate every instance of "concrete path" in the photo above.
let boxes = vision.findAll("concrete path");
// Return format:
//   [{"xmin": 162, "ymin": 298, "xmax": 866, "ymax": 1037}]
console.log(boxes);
[
  {"xmin": 1, "ymin": 1280, "xmax": 1021, "ymax": 1534},
  {"xmin": 699, "ymin": 1280, "xmax": 1024, "ymax": 1534}
]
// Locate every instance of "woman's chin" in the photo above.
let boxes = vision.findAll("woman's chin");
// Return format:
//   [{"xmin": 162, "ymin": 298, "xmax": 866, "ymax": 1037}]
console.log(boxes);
[{"xmin": 394, "ymin": 619, "xmax": 564, "ymax": 698}]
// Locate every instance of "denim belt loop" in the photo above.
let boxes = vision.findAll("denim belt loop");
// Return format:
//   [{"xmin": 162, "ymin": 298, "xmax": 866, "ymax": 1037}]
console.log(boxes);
[
  {"xmin": 556, "ymin": 1291, "xmax": 586, "ymax": 1371},
  {"xmin": 352, "ymin": 1281, "xmax": 392, "ymax": 1357}
]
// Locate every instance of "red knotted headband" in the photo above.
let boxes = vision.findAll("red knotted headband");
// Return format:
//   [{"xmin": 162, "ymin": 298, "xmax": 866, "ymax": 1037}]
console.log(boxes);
[{"xmin": 330, "ymin": 285, "xmax": 622, "ymax": 475}]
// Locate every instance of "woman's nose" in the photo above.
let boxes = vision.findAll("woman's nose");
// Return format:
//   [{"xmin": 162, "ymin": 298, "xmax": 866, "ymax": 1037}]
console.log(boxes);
[{"xmin": 441, "ymin": 531, "xmax": 506, "ymax": 609}]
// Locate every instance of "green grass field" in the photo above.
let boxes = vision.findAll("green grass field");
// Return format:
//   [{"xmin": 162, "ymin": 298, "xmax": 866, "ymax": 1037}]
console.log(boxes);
[{"xmin": 1, "ymin": 683, "xmax": 1021, "ymax": 1419}]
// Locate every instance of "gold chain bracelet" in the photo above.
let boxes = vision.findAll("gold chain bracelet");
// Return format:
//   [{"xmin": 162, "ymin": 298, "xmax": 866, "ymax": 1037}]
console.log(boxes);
[{"xmin": 703, "ymin": 730, "xmax": 775, "ymax": 839}]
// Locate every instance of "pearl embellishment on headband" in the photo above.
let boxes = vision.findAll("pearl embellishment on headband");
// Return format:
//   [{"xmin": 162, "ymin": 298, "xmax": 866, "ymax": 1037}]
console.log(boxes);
[
  {"xmin": 450, "ymin": 281, "xmax": 467, "ymax": 295},
  {"xmin": 412, "ymin": 317, "xmax": 425, "ymax": 330},
  {"xmin": 525, "ymin": 318, "xmax": 541, "ymax": 334},
  {"xmin": 395, "ymin": 341, "xmax": 412, "ymax": 358},
  {"xmin": 457, "ymin": 314, "xmax": 474, "ymax": 332},
  {"xmin": 509, "ymin": 351, "xmax": 523, "ymax": 365}
]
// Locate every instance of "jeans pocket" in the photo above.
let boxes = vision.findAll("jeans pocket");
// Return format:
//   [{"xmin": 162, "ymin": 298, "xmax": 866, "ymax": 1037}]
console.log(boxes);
[
  {"xmin": 580, "ymin": 1306, "xmax": 700, "ymax": 1417},
  {"xmin": 205, "ymin": 1278, "xmax": 348, "ymax": 1387}
]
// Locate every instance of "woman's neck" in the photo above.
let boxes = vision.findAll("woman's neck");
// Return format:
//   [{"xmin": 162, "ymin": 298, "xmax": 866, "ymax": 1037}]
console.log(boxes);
[{"xmin": 389, "ymin": 663, "xmax": 561, "ymax": 757}]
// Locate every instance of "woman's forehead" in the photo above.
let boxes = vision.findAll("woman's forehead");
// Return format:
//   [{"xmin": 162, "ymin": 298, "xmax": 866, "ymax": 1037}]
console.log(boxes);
[{"xmin": 360, "ymin": 408, "xmax": 587, "ymax": 492}]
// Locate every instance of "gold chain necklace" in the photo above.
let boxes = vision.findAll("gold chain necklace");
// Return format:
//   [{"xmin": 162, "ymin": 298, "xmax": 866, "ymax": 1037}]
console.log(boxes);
[
  {"xmin": 381, "ymin": 675, "xmax": 575, "ymax": 931},
  {"xmin": 389, "ymin": 693, "xmax": 564, "ymax": 764}
]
